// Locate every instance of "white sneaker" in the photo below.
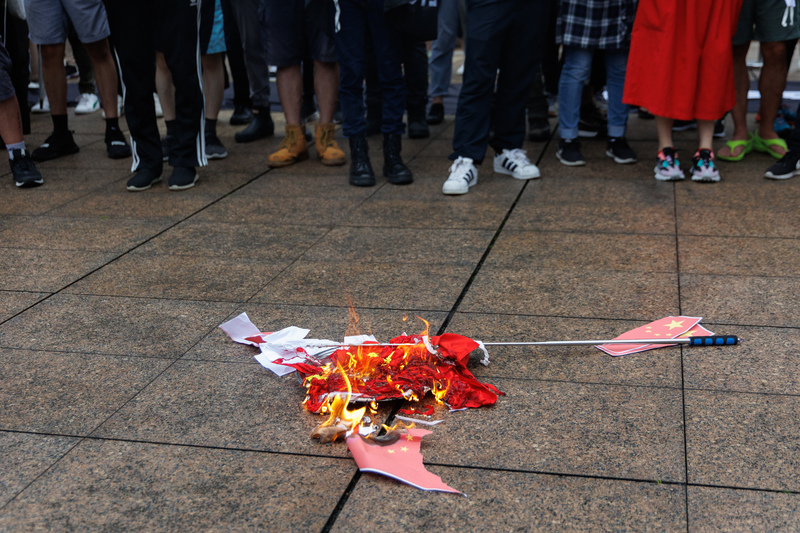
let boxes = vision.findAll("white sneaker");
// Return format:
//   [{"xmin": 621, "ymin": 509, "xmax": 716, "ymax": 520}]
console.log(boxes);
[
  {"xmin": 74, "ymin": 93, "xmax": 100, "ymax": 114},
  {"xmin": 456, "ymin": 63, "xmax": 465, "ymax": 76},
  {"xmin": 493, "ymin": 148, "xmax": 540, "ymax": 179},
  {"xmin": 31, "ymin": 96, "xmax": 49, "ymax": 114},
  {"xmin": 442, "ymin": 156, "xmax": 478, "ymax": 195}
]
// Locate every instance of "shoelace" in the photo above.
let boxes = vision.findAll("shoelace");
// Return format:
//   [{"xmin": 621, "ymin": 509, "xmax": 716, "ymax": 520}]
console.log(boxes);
[
  {"xmin": 505, "ymin": 148, "xmax": 531, "ymax": 166},
  {"xmin": 449, "ymin": 157, "xmax": 473, "ymax": 180},
  {"xmin": 317, "ymin": 127, "xmax": 334, "ymax": 149},
  {"xmin": 279, "ymin": 127, "xmax": 299, "ymax": 150}
]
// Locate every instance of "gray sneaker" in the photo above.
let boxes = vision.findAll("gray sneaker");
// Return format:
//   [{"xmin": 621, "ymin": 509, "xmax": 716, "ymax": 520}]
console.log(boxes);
[{"xmin": 205, "ymin": 133, "xmax": 228, "ymax": 159}]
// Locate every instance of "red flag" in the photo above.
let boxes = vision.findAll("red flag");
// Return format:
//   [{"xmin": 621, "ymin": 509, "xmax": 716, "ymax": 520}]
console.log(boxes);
[
  {"xmin": 430, "ymin": 333, "xmax": 479, "ymax": 367},
  {"xmin": 346, "ymin": 428, "xmax": 461, "ymax": 494},
  {"xmin": 597, "ymin": 316, "xmax": 710, "ymax": 356}
]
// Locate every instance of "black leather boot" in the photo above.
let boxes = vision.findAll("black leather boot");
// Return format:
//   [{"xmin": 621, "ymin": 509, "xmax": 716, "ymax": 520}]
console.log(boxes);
[
  {"xmin": 349, "ymin": 133, "xmax": 375, "ymax": 187},
  {"xmin": 382, "ymin": 133, "xmax": 413, "ymax": 185},
  {"xmin": 407, "ymin": 106, "xmax": 429, "ymax": 139},
  {"xmin": 234, "ymin": 107, "xmax": 275, "ymax": 143}
]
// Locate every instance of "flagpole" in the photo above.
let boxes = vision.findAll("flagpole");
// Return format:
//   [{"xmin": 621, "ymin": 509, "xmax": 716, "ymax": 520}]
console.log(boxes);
[{"xmin": 305, "ymin": 335, "xmax": 739, "ymax": 349}]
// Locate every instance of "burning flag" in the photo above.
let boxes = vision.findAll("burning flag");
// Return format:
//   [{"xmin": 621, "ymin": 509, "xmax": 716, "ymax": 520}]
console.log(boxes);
[{"xmin": 347, "ymin": 427, "xmax": 461, "ymax": 494}]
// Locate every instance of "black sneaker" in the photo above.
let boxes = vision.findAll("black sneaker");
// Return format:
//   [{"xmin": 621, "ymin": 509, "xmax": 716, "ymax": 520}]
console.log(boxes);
[
  {"xmin": 672, "ymin": 119, "xmax": 697, "ymax": 131},
  {"xmin": 205, "ymin": 133, "xmax": 228, "ymax": 159},
  {"xmin": 528, "ymin": 118, "xmax": 551, "ymax": 142},
  {"xmin": 161, "ymin": 134, "xmax": 174, "ymax": 162},
  {"xmin": 31, "ymin": 130, "xmax": 79, "ymax": 162},
  {"xmin": 606, "ymin": 137, "xmax": 638, "ymax": 164},
  {"xmin": 10, "ymin": 149, "xmax": 43, "ymax": 187},
  {"xmin": 106, "ymin": 127, "xmax": 131, "ymax": 159},
  {"xmin": 764, "ymin": 150, "xmax": 800, "ymax": 180},
  {"xmin": 556, "ymin": 139, "xmax": 586, "ymax": 166},
  {"xmin": 426, "ymin": 102, "xmax": 444, "ymax": 125},
  {"xmin": 126, "ymin": 168, "xmax": 162, "ymax": 191},
  {"xmin": 168, "ymin": 166, "xmax": 198, "ymax": 190}
]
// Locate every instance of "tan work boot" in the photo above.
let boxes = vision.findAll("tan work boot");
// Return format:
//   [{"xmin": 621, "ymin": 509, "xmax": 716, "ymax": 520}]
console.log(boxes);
[
  {"xmin": 315, "ymin": 122, "xmax": 346, "ymax": 166},
  {"xmin": 268, "ymin": 124, "xmax": 308, "ymax": 167}
]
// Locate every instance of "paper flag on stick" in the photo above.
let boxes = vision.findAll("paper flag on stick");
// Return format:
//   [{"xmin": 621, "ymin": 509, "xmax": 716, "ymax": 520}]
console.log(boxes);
[
  {"xmin": 597, "ymin": 316, "xmax": 713, "ymax": 356},
  {"xmin": 346, "ymin": 428, "xmax": 461, "ymax": 494}
]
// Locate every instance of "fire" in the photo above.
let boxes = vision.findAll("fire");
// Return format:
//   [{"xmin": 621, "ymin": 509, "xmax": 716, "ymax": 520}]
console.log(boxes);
[{"xmin": 310, "ymin": 362, "xmax": 366, "ymax": 444}]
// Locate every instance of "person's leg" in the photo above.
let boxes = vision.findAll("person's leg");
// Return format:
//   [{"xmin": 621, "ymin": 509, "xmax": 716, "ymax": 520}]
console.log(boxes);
[
  {"xmin": 201, "ymin": 53, "xmax": 224, "ymax": 121},
  {"xmin": 276, "ymin": 64, "xmax": 303, "ymax": 125},
  {"xmin": 656, "ymin": 116, "xmax": 674, "ymax": 151},
  {"xmin": 718, "ymin": 43, "xmax": 750, "ymax": 159},
  {"xmin": 428, "ymin": 0, "xmax": 459, "ymax": 104},
  {"xmin": 557, "ymin": 47, "xmax": 592, "ymax": 141},
  {"xmin": 604, "ymin": 48, "xmax": 629, "ymax": 139},
  {"xmin": 314, "ymin": 60, "xmax": 338, "ymax": 124},
  {"xmin": 757, "ymin": 40, "xmax": 788, "ymax": 152},
  {"xmin": 404, "ymin": 39, "xmax": 429, "ymax": 138},
  {"xmin": 68, "ymin": 23, "xmax": 96, "ymax": 96},
  {"xmin": 220, "ymin": 0, "xmax": 252, "ymax": 123},
  {"xmin": 155, "ymin": 52, "xmax": 176, "ymax": 121},
  {"xmin": 697, "ymin": 119, "xmax": 714, "ymax": 150},
  {"xmin": 334, "ymin": 0, "xmax": 368, "ymax": 138},
  {"xmin": 40, "ymin": 43, "xmax": 68, "ymax": 116}
]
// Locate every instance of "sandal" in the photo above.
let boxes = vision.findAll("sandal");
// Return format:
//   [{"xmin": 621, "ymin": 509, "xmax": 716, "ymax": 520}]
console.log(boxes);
[
  {"xmin": 716, "ymin": 138, "xmax": 752, "ymax": 162},
  {"xmin": 752, "ymin": 131, "xmax": 788, "ymax": 159}
]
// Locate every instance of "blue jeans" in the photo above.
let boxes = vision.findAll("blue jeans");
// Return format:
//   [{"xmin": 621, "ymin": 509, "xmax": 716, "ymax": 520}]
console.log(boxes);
[
  {"xmin": 428, "ymin": 0, "xmax": 461, "ymax": 98},
  {"xmin": 333, "ymin": 0, "xmax": 405, "ymax": 137},
  {"xmin": 558, "ymin": 46, "xmax": 629, "ymax": 140}
]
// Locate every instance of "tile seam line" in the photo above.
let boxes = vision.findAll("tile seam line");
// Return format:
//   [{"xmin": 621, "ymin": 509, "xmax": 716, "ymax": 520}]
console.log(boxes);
[
  {"xmin": 319, "ymin": 131, "xmax": 554, "ymax": 532},
  {"xmin": 0, "ymin": 168, "xmax": 276, "ymax": 329},
  {"xmin": 3, "ymin": 428, "xmax": 797, "ymax": 498}
]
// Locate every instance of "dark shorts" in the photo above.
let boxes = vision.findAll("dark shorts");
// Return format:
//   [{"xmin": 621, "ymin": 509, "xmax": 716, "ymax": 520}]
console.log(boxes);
[
  {"xmin": 24, "ymin": 0, "xmax": 110, "ymax": 45},
  {"xmin": 0, "ymin": 42, "xmax": 14, "ymax": 101},
  {"xmin": 262, "ymin": 0, "xmax": 337, "ymax": 67}
]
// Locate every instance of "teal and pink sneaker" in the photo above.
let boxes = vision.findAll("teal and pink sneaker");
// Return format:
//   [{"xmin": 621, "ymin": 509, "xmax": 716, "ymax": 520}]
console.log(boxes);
[
  {"xmin": 690, "ymin": 149, "xmax": 720, "ymax": 183},
  {"xmin": 654, "ymin": 147, "xmax": 684, "ymax": 181}
]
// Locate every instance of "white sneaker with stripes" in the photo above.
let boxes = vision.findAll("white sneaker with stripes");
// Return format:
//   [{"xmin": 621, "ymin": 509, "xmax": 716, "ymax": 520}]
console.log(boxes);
[
  {"xmin": 493, "ymin": 148, "xmax": 540, "ymax": 179},
  {"xmin": 442, "ymin": 156, "xmax": 478, "ymax": 195}
]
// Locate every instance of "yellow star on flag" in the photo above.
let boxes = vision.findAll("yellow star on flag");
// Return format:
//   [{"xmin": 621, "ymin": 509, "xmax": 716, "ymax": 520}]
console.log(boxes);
[
  {"xmin": 666, "ymin": 320, "xmax": 685, "ymax": 330},
  {"xmin": 387, "ymin": 449, "xmax": 394, "ymax": 454},
  {"xmin": 401, "ymin": 447, "xmax": 408, "ymax": 452},
  {"xmin": 406, "ymin": 435, "xmax": 414, "ymax": 441}
]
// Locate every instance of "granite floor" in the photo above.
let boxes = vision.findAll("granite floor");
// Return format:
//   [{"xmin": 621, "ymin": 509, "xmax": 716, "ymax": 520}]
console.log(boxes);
[{"xmin": 1, "ymin": 105, "xmax": 799, "ymax": 532}]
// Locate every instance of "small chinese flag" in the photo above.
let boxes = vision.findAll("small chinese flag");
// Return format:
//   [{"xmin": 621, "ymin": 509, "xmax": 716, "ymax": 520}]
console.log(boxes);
[
  {"xmin": 598, "ymin": 316, "xmax": 712, "ymax": 356},
  {"xmin": 346, "ymin": 428, "xmax": 461, "ymax": 494}
]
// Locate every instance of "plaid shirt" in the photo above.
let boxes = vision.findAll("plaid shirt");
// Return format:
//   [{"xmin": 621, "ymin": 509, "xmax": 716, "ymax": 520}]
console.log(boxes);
[{"xmin": 556, "ymin": 0, "xmax": 638, "ymax": 49}]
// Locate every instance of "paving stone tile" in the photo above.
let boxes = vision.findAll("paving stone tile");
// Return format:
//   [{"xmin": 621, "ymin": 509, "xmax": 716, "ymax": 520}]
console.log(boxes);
[
  {"xmin": 341, "ymin": 196, "xmax": 512, "ymax": 230},
  {"xmin": 300, "ymin": 226, "xmax": 495, "ymax": 266},
  {"xmin": 91, "ymin": 359, "xmax": 393, "ymax": 456},
  {"xmin": 679, "ymin": 235, "xmax": 800, "ymax": 277},
  {"xmin": 680, "ymin": 273, "xmax": 800, "ymax": 328},
  {"xmin": 0, "ymin": 294, "xmax": 237, "ymax": 358},
  {"xmin": 65, "ymin": 253, "xmax": 289, "ymax": 302},
  {"xmin": 0, "ymin": 248, "xmax": 116, "ymax": 292},
  {"xmin": 334, "ymin": 469, "xmax": 686, "ymax": 531},
  {"xmin": 486, "ymin": 230, "xmax": 677, "ymax": 272},
  {"xmin": 446, "ymin": 313, "xmax": 682, "ymax": 388},
  {"xmin": 683, "ymin": 325, "xmax": 800, "ymax": 395},
  {"xmin": 132, "ymin": 220, "xmax": 328, "ymax": 261},
  {"xmin": 0, "ymin": 188, "xmax": 87, "ymax": 216},
  {"xmin": 47, "ymin": 189, "xmax": 220, "ymax": 220},
  {"xmin": 0, "ymin": 291, "xmax": 48, "ymax": 322},
  {"xmin": 0, "ymin": 216, "xmax": 171, "ymax": 253},
  {"xmin": 251, "ymin": 260, "xmax": 472, "ymax": 310},
  {"xmin": 686, "ymin": 390, "xmax": 800, "ymax": 491},
  {"xmin": 0, "ymin": 349, "xmax": 171, "ymax": 434},
  {"xmin": 460, "ymin": 268, "xmax": 679, "ymax": 320},
  {"xmin": 228, "ymin": 167, "xmax": 376, "ymax": 199},
  {"xmin": 677, "ymin": 204, "xmax": 800, "ymax": 239},
  {"xmin": 185, "ymin": 305, "xmax": 448, "ymax": 363},
  {"xmin": 676, "ymin": 178, "xmax": 800, "ymax": 209},
  {"xmin": 688, "ymin": 486, "xmax": 800, "ymax": 530},
  {"xmin": 408, "ymin": 378, "xmax": 685, "ymax": 482},
  {"xmin": 0, "ymin": 439, "xmax": 355, "ymax": 532},
  {"xmin": 18, "ymin": 166, "xmax": 127, "ymax": 191},
  {"xmin": 0, "ymin": 432, "xmax": 78, "ymax": 507}
]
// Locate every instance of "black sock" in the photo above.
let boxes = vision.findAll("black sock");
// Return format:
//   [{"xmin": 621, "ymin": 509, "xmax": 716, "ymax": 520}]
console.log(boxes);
[
  {"xmin": 52, "ymin": 114, "xmax": 68, "ymax": 134},
  {"xmin": 205, "ymin": 118, "xmax": 217, "ymax": 136},
  {"xmin": 165, "ymin": 119, "xmax": 176, "ymax": 138},
  {"xmin": 105, "ymin": 117, "xmax": 119, "ymax": 133}
]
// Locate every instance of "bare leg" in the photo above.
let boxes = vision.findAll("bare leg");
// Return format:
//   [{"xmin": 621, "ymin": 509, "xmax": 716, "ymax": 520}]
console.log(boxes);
[
  {"xmin": 201, "ymin": 53, "xmax": 224, "ymax": 120},
  {"xmin": 718, "ymin": 43, "xmax": 751, "ymax": 158},
  {"xmin": 757, "ymin": 40, "xmax": 788, "ymax": 155},
  {"xmin": 655, "ymin": 116, "xmax": 674, "ymax": 151},
  {"xmin": 83, "ymin": 38, "xmax": 119, "ymax": 118},
  {"xmin": 697, "ymin": 120, "xmax": 714, "ymax": 152},
  {"xmin": 276, "ymin": 64, "xmax": 302, "ymax": 125},
  {"xmin": 313, "ymin": 60, "xmax": 339, "ymax": 124},
  {"xmin": 0, "ymin": 95, "xmax": 24, "ymax": 145},
  {"xmin": 155, "ymin": 52, "xmax": 176, "ymax": 121},
  {"xmin": 40, "ymin": 43, "xmax": 67, "ymax": 115}
]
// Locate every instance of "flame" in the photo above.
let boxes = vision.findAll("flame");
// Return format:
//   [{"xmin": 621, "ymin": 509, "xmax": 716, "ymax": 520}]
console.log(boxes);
[
  {"xmin": 310, "ymin": 362, "xmax": 366, "ymax": 443},
  {"xmin": 432, "ymin": 378, "xmax": 450, "ymax": 403}
]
